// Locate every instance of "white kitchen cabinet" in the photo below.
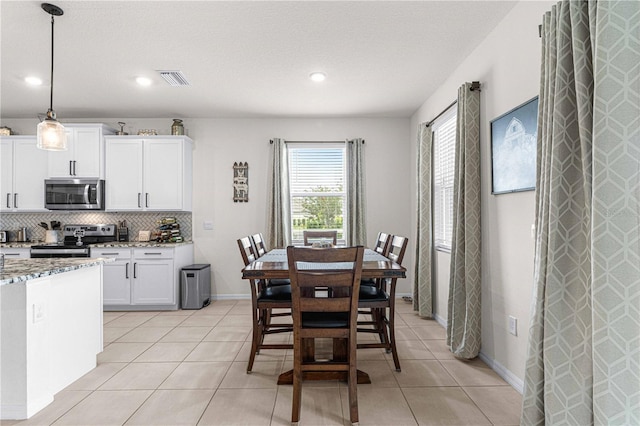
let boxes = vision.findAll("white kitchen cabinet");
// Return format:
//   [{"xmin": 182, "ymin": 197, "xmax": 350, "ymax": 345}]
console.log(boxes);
[
  {"xmin": 48, "ymin": 124, "xmax": 115, "ymax": 178},
  {"xmin": 104, "ymin": 136, "xmax": 193, "ymax": 211},
  {"xmin": 0, "ymin": 136, "xmax": 48, "ymax": 212},
  {"xmin": 0, "ymin": 247, "xmax": 31, "ymax": 258},
  {"xmin": 92, "ymin": 244, "xmax": 194, "ymax": 311},
  {"xmin": 91, "ymin": 248, "xmax": 132, "ymax": 305},
  {"xmin": 132, "ymin": 249, "xmax": 174, "ymax": 305}
]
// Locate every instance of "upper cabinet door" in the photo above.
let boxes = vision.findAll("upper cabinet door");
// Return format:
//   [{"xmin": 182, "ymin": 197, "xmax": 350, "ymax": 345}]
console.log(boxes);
[
  {"xmin": 143, "ymin": 139, "xmax": 183, "ymax": 210},
  {"xmin": 1, "ymin": 137, "xmax": 47, "ymax": 212},
  {"xmin": 13, "ymin": 138, "xmax": 48, "ymax": 211},
  {"xmin": 105, "ymin": 138, "xmax": 144, "ymax": 211},
  {"xmin": 73, "ymin": 127, "xmax": 102, "ymax": 177},
  {"xmin": 48, "ymin": 124, "xmax": 113, "ymax": 178},
  {"xmin": 0, "ymin": 139, "xmax": 14, "ymax": 212},
  {"xmin": 47, "ymin": 128, "xmax": 75, "ymax": 177}
]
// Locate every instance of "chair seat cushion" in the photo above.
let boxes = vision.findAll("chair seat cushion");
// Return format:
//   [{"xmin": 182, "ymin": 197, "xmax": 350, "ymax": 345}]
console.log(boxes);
[
  {"xmin": 302, "ymin": 312, "xmax": 349, "ymax": 328},
  {"xmin": 268, "ymin": 278, "xmax": 291, "ymax": 286},
  {"xmin": 360, "ymin": 278, "xmax": 377, "ymax": 287},
  {"xmin": 258, "ymin": 284, "xmax": 292, "ymax": 302},
  {"xmin": 359, "ymin": 285, "xmax": 389, "ymax": 302}
]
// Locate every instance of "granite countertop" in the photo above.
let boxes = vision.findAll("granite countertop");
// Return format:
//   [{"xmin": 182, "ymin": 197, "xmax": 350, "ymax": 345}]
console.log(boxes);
[
  {"xmin": 90, "ymin": 241, "xmax": 193, "ymax": 248},
  {"xmin": 0, "ymin": 257, "xmax": 115, "ymax": 286},
  {"xmin": 1, "ymin": 241, "xmax": 193, "ymax": 249}
]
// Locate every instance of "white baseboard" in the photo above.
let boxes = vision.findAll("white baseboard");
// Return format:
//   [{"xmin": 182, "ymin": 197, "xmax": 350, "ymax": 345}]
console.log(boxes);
[
  {"xmin": 211, "ymin": 294, "xmax": 250, "ymax": 300},
  {"xmin": 478, "ymin": 351, "xmax": 524, "ymax": 394},
  {"xmin": 430, "ymin": 313, "xmax": 523, "ymax": 395}
]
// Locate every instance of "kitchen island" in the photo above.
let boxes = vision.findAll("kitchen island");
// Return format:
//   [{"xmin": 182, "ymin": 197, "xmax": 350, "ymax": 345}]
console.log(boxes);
[{"xmin": 1, "ymin": 258, "xmax": 111, "ymax": 420}]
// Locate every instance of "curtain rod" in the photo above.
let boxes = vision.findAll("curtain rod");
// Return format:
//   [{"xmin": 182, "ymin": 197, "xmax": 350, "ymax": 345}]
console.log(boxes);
[
  {"xmin": 424, "ymin": 81, "xmax": 480, "ymax": 127},
  {"xmin": 269, "ymin": 140, "xmax": 365, "ymax": 144},
  {"xmin": 424, "ymin": 100, "xmax": 456, "ymax": 128}
]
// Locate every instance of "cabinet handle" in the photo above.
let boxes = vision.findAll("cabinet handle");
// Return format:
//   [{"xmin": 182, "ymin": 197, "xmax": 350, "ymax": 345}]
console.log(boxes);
[
  {"xmin": 138, "ymin": 193, "xmax": 141, "ymax": 208},
  {"xmin": 73, "ymin": 160, "xmax": 77, "ymax": 176},
  {"xmin": 145, "ymin": 193, "xmax": 149, "ymax": 208},
  {"xmin": 133, "ymin": 262, "xmax": 137, "ymax": 278},
  {"xmin": 6, "ymin": 193, "xmax": 10, "ymax": 208},
  {"xmin": 13, "ymin": 193, "xmax": 17, "ymax": 208},
  {"xmin": 144, "ymin": 252, "xmax": 162, "ymax": 255},
  {"xmin": 101, "ymin": 252, "xmax": 119, "ymax": 255},
  {"xmin": 125, "ymin": 262, "xmax": 129, "ymax": 279},
  {"xmin": 69, "ymin": 160, "xmax": 73, "ymax": 176},
  {"xmin": 4, "ymin": 253, "xmax": 21, "ymax": 257}
]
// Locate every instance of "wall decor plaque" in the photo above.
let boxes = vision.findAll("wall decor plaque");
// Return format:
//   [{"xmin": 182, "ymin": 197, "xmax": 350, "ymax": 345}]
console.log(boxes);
[{"xmin": 233, "ymin": 162, "xmax": 249, "ymax": 202}]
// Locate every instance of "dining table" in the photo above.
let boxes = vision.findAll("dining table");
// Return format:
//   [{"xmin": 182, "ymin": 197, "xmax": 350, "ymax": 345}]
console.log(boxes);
[{"xmin": 241, "ymin": 247, "xmax": 406, "ymax": 385}]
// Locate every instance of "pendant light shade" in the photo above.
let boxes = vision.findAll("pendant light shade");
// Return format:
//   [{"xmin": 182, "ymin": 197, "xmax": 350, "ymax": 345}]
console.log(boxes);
[{"xmin": 37, "ymin": 3, "xmax": 67, "ymax": 151}]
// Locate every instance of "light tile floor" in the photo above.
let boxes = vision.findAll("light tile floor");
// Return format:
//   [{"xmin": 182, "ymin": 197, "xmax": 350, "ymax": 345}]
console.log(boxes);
[{"xmin": 5, "ymin": 300, "xmax": 522, "ymax": 425}]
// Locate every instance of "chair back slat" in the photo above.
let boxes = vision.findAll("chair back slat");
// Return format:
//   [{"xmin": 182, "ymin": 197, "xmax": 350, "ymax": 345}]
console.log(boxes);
[
  {"xmin": 237, "ymin": 236, "xmax": 257, "ymax": 266},
  {"xmin": 300, "ymin": 297, "xmax": 351, "ymax": 313},
  {"xmin": 373, "ymin": 232, "xmax": 391, "ymax": 255},
  {"xmin": 302, "ymin": 230, "xmax": 338, "ymax": 246},
  {"xmin": 251, "ymin": 233, "xmax": 267, "ymax": 257},
  {"xmin": 387, "ymin": 235, "xmax": 408, "ymax": 265}
]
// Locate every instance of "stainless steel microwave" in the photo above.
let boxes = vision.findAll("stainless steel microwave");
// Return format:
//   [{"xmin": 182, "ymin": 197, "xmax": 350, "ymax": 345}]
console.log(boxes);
[{"xmin": 45, "ymin": 178, "xmax": 105, "ymax": 210}]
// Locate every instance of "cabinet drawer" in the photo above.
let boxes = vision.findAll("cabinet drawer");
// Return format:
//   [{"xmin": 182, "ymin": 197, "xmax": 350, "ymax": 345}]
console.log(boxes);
[
  {"xmin": 133, "ymin": 248, "xmax": 173, "ymax": 259},
  {"xmin": 91, "ymin": 248, "xmax": 131, "ymax": 259}
]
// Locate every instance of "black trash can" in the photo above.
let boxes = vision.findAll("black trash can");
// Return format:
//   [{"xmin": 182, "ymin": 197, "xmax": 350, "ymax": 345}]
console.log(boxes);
[{"xmin": 181, "ymin": 264, "xmax": 211, "ymax": 309}]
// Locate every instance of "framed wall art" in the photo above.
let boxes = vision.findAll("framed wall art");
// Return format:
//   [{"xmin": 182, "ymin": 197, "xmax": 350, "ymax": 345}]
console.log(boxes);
[
  {"xmin": 233, "ymin": 162, "xmax": 249, "ymax": 202},
  {"xmin": 490, "ymin": 96, "xmax": 539, "ymax": 194}
]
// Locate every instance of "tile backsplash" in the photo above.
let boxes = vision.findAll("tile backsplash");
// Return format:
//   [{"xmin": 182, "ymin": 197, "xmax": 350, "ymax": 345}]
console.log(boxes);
[{"xmin": 0, "ymin": 212, "xmax": 192, "ymax": 242}]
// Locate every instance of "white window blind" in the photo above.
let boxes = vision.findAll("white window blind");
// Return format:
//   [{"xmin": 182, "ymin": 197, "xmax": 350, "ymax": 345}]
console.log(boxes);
[
  {"xmin": 288, "ymin": 144, "xmax": 346, "ymax": 243},
  {"xmin": 433, "ymin": 106, "xmax": 457, "ymax": 251}
]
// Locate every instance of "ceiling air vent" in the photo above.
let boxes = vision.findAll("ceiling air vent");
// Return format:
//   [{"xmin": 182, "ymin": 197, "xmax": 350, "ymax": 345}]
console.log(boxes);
[{"xmin": 157, "ymin": 70, "xmax": 190, "ymax": 86}]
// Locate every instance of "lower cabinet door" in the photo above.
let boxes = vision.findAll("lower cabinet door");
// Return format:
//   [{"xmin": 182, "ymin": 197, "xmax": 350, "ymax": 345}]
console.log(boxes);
[
  {"xmin": 132, "ymin": 260, "xmax": 175, "ymax": 305},
  {"xmin": 103, "ymin": 260, "xmax": 132, "ymax": 305}
]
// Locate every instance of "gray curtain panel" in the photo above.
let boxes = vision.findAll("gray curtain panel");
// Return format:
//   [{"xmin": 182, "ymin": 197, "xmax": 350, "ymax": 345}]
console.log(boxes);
[
  {"xmin": 446, "ymin": 82, "xmax": 481, "ymax": 359},
  {"xmin": 522, "ymin": 1, "xmax": 640, "ymax": 425},
  {"xmin": 267, "ymin": 138, "xmax": 291, "ymax": 249},
  {"xmin": 346, "ymin": 138, "xmax": 367, "ymax": 246},
  {"xmin": 413, "ymin": 124, "xmax": 434, "ymax": 318}
]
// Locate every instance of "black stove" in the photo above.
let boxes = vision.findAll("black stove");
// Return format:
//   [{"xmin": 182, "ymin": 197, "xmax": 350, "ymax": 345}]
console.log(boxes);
[{"xmin": 31, "ymin": 224, "xmax": 117, "ymax": 258}]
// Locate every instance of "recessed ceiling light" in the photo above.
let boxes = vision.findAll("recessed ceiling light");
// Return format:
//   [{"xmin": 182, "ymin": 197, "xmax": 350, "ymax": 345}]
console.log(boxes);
[
  {"xmin": 136, "ymin": 76, "xmax": 152, "ymax": 87},
  {"xmin": 309, "ymin": 72, "xmax": 327, "ymax": 82},
  {"xmin": 25, "ymin": 76, "xmax": 43, "ymax": 86}
]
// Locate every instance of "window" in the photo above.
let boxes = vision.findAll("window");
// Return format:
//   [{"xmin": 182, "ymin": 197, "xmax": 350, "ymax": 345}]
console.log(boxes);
[
  {"xmin": 288, "ymin": 143, "xmax": 346, "ymax": 244},
  {"xmin": 433, "ymin": 106, "xmax": 457, "ymax": 251}
]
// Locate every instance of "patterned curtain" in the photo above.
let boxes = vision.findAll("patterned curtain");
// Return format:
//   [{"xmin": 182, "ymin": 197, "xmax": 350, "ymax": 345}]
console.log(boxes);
[
  {"xmin": 267, "ymin": 138, "xmax": 291, "ymax": 249},
  {"xmin": 522, "ymin": 1, "xmax": 640, "ymax": 424},
  {"xmin": 346, "ymin": 138, "xmax": 366, "ymax": 246},
  {"xmin": 446, "ymin": 82, "xmax": 481, "ymax": 359},
  {"xmin": 413, "ymin": 124, "xmax": 433, "ymax": 318}
]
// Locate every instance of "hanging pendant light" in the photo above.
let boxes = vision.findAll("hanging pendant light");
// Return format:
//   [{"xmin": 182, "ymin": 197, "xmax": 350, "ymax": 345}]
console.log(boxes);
[{"xmin": 37, "ymin": 3, "xmax": 67, "ymax": 151}]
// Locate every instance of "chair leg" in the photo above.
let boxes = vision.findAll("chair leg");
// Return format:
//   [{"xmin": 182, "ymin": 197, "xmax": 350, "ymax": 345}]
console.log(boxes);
[
  {"xmin": 388, "ymin": 294, "xmax": 401, "ymax": 372},
  {"xmin": 247, "ymin": 308, "xmax": 261, "ymax": 373},
  {"xmin": 291, "ymin": 358, "xmax": 302, "ymax": 424},
  {"xmin": 348, "ymin": 361, "xmax": 359, "ymax": 425}
]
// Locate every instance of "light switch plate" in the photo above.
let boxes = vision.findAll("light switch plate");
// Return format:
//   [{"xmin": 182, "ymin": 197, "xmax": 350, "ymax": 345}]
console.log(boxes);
[
  {"xmin": 203, "ymin": 221, "xmax": 214, "ymax": 230},
  {"xmin": 508, "ymin": 316, "xmax": 517, "ymax": 336}
]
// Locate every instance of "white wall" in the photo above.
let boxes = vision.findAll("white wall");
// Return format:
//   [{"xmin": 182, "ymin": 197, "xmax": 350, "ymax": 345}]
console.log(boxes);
[
  {"xmin": 410, "ymin": 0, "xmax": 555, "ymax": 388},
  {"xmin": 7, "ymin": 117, "xmax": 413, "ymax": 298}
]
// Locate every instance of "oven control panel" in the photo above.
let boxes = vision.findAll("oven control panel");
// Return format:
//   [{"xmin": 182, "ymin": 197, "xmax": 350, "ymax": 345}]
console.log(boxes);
[{"xmin": 63, "ymin": 224, "xmax": 117, "ymax": 237}]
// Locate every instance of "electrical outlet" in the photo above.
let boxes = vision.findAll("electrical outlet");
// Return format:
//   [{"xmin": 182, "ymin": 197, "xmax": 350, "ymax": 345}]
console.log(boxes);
[
  {"xmin": 508, "ymin": 315, "xmax": 517, "ymax": 336},
  {"xmin": 33, "ymin": 303, "xmax": 46, "ymax": 323},
  {"xmin": 203, "ymin": 221, "xmax": 214, "ymax": 230}
]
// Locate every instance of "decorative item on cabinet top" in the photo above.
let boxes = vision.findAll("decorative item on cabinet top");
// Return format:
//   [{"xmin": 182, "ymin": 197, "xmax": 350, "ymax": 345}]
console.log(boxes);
[{"xmin": 233, "ymin": 162, "xmax": 249, "ymax": 203}]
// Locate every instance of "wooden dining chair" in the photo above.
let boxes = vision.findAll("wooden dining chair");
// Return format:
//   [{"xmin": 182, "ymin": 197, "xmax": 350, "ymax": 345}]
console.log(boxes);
[
  {"xmin": 302, "ymin": 230, "xmax": 337, "ymax": 246},
  {"xmin": 250, "ymin": 232, "xmax": 290, "ymax": 287},
  {"xmin": 237, "ymin": 237, "xmax": 293, "ymax": 373},
  {"xmin": 357, "ymin": 234, "xmax": 408, "ymax": 371},
  {"xmin": 287, "ymin": 245, "xmax": 364, "ymax": 425}
]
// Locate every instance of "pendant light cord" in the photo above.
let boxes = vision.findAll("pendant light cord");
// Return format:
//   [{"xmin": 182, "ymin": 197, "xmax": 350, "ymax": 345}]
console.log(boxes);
[{"xmin": 49, "ymin": 14, "xmax": 55, "ymax": 112}]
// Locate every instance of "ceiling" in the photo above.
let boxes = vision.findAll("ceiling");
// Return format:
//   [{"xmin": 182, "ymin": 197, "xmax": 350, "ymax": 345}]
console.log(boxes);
[{"xmin": 1, "ymin": 1, "xmax": 516, "ymax": 120}]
